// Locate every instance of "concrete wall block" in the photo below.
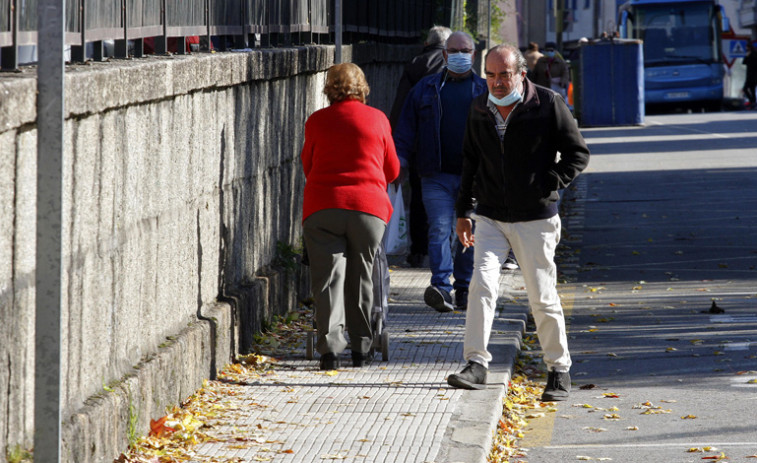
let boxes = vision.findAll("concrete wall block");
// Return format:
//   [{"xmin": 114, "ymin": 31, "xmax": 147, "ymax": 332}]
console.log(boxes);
[
  {"xmin": 171, "ymin": 54, "xmax": 212, "ymax": 97},
  {"xmin": 65, "ymin": 65, "xmax": 126, "ymax": 118},
  {"xmin": 200, "ymin": 301, "xmax": 234, "ymax": 372},
  {"xmin": 0, "ymin": 78, "xmax": 36, "ymax": 132},
  {"xmin": 235, "ymin": 277, "xmax": 269, "ymax": 354},
  {"xmin": 120, "ymin": 60, "xmax": 172, "ymax": 108},
  {"xmin": 0, "ymin": 130, "xmax": 14, "ymax": 461}
]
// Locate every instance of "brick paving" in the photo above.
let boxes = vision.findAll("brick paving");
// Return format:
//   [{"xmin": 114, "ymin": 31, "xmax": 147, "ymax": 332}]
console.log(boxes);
[{"xmin": 190, "ymin": 267, "xmax": 528, "ymax": 463}]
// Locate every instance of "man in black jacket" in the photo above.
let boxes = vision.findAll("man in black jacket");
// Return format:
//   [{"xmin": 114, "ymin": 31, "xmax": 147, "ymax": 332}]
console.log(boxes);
[{"xmin": 446, "ymin": 44, "xmax": 590, "ymax": 402}]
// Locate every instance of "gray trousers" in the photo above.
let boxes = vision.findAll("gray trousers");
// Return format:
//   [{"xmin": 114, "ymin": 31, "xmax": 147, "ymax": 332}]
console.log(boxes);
[{"xmin": 303, "ymin": 209, "xmax": 386, "ymax": 355}]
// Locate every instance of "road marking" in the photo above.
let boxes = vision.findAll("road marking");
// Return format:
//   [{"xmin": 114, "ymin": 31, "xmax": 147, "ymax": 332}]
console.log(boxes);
[
  {"xmin": 723, "ymin": 342, "xmax": 755, "ymax": 351},
  {"xmin": 711, "ymin": 315, "xmax": 757, "ymax": 324},
  {"xmin": 543, "ymin": 442, "xmax": 757, "ymax": 449},
  {"xmin": 730, "ymin": 375, "xmax": 757, "ymax": 388}
]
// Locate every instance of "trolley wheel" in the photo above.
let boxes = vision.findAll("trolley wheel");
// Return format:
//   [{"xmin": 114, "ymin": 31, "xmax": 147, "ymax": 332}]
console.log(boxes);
[
  {"xmin": 381, "ymin": 330, "xmax": 389, "ymax": 361},
  {"xmin": 306, "ymin": 330, "xmax": 315, "ymax": 360}
]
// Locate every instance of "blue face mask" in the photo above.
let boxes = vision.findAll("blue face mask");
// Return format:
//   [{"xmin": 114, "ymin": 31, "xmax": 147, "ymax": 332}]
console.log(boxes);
[
  {"xmin": 446, "ymin": 53, "xmax": 473, "ymax": 74},
  {"xmin": 545, "ymin": 51, "xmax": 556, "ymax": 58},
  {"xmin": 488, "ymin": 88, "xmax": 522, "ymax": 107}
]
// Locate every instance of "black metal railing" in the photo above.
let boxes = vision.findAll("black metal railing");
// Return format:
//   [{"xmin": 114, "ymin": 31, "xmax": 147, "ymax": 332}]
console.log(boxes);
[{"xmin": 0, "ymin": 0, "xmax": 451, "ymax": 71}]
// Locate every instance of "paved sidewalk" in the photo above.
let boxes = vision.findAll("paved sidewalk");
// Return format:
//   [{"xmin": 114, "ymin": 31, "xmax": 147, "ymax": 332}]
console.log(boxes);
[{"xmin": 191, "ymin": 267, "xmax": 528, "ymax": 463}]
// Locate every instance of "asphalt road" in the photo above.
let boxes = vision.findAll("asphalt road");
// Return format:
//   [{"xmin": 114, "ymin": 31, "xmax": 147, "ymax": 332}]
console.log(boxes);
[{"xmin": 521, "ymin": 110, "xmax": 757, "ymax": 463}]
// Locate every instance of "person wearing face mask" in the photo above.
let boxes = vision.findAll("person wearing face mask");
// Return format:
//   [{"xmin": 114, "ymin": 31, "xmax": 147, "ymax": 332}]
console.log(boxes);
[
  {"xmin": 447, "ymin": 44, "xmax": 589, "ymax": 402},
  {"xmin": 393, "ymin": 31, "xmax": 488, "ymax": 313},
  {"xmin": 532, "ymin": 42, "xmax": 570, "ymax": 101}
]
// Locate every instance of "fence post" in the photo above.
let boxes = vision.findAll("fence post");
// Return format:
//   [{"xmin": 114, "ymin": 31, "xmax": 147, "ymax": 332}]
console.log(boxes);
[
  {"xmin": 71, "ymin": 0, "xmax": 85, "ymax": 62},
  {"xmin": 114, "ymin": 0, "xmax": 128, "ymax": 57},
  {"xmin": 35, "ymin": 0, "xmax": 65, "ymax": 461},
  {"xmin": 155, "ymin": 0, "xmax": 168, "ymax": 54},
  {"xmin": 1, "ymin": 0, "xmax": 19, "ymax": 70},
  {"xmin": 334, "ymin": 0, "xmax": 341, "ymax": 63},
  {"xmin": 235, "ymin": 0, "xmax": 249, "ymax": 48}
]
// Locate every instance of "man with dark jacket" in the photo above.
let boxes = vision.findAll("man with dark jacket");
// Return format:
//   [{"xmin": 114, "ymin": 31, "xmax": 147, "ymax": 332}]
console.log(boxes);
[
  {"xmin": 447, "ymin": 44, "xmax": 589, "ymax": 402},
  {"xmin": 394, "ymin": 31, "xmax": 488, "ymax": 312},
  {"xmin": 389, "ymin": 26, "xmax": 451, "ymax": 268}
]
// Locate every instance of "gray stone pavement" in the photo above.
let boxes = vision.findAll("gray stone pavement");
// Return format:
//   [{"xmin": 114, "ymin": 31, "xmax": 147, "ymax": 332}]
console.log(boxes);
[{"xmin": 190, "ymin": 267, "xmax": 530, "ymax": 463}]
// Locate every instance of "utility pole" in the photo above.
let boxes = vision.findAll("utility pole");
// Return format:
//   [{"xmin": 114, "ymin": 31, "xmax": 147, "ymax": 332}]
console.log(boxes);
[
  {"xmin": 334, "ymin": 0, "xmax": 342, "ymax": 63},
  {"xmin": 36, "ymin": 0, "xmax": 65, "ymax": 461},
  {"xmin": 555, "ymin": 0, "xmax": 564, "ymax": 52}
]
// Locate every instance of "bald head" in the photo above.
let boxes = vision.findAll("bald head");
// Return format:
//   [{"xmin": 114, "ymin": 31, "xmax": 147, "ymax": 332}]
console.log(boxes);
[{"xmin": 485, "ymin": 44, "xmax": 527, "ymax": 74}]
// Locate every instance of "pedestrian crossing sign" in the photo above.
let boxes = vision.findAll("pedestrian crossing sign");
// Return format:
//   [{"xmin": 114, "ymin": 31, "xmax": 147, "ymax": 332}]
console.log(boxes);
[
  {"xmin": 722, "ymin": 36, "xmax": 752, "ymax": 67},
  {"xmin": 729, "ymin": 40, "xmax": 748, "ymax": 58}
]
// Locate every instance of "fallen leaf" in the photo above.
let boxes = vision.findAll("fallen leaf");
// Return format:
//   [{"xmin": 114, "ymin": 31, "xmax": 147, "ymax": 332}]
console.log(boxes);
[
  {"xmin": 681, "ymin": 415, "xmax": 697, "ymax": 419},
  {"xmin": 148, "ymin": 416, "xmax": 175, "ymax": 438}
]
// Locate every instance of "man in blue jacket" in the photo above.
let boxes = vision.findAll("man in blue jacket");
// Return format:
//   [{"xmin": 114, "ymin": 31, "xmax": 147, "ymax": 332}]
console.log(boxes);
[{"xmin": 394, "ymin": 31, "xmax": 488, "ymax": 312}]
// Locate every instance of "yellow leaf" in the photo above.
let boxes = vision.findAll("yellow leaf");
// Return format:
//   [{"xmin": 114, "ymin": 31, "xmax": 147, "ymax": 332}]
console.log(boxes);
[
  {"xmin": 324, "ymin": 370, "xmax": 339, "ymax": 376},
  {"xmin": 747, "ymin": 379, "xmax": 757, "ymax": 384},
  {"xmin": 626, "ymin": 426, "xmax": 639, "ymax": 431},
  {"xmin": 666, "ymin": 347, "xmax": 677, "ymax": 352},
  {"xmin": 681, "ymin": 414, "xmax": 697, "ymax": 419}
]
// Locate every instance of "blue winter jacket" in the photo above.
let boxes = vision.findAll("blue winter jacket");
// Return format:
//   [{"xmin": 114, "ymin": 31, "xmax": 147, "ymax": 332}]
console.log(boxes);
[{"xmin": 393, "ymin": 69, "xmax": 487, "ymax": 176}]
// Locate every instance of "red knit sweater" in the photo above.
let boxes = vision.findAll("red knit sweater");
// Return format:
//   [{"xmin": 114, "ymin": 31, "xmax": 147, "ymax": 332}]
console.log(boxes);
[{"xmin": 301, "ymin": 99, "xmax": 400, "ymax": 223}]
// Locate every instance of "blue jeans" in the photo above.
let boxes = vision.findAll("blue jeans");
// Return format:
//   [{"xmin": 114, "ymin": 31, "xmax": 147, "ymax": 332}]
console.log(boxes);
[{"xmin": 421, "ymin": 172, "xmax": 473, "ymax": 294}]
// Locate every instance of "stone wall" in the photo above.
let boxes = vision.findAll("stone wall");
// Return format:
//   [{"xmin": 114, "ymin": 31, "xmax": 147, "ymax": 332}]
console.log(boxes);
[{"xmin": 0, "ymin": 42, "xmax": 417, "ymax": 462}]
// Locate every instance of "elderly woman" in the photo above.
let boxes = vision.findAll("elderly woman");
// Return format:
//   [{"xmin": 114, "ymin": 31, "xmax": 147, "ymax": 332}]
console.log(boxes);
[{"xmin": 301, "ymin": 63, "xmax": 400, "ymax": 370}]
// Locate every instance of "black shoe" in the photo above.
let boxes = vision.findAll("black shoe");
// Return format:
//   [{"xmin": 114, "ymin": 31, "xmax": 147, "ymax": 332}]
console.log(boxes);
[
  {"xmin": 541, "ymin": 369, "xmax": 571, "ymax": 401},
  {"xmin": 447, "ymin": 361, "xmax": 488, "ymax": 390},
  {"xmin": 351, "ymin": 351, "xmax": 373, "ymax": 367},
  {"xmin": 454, "ymin": 289, "xmax": 468, "ymax": 311},
  {"xmin": 424, "ymin": 285, "xmax": 454, "ymax": 313},
  {"xmin": 319, "ymin": 353, "xmax": 339, "ymax": 370}
]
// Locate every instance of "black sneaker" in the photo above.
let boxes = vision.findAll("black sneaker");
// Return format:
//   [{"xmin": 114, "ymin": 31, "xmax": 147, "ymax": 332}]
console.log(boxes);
[
  {"xmin": 447, "ymin": 361, "xmax": 488, "ymax": 390},
  {"xmin": 454, "ymin": 289, "xmax": 468, "ymax": 311},
  {"xmin": 541, "ymin": 369, "xmax": 571, "ymax": 401},
  {"xmin": 319, "ymin": 353, "xmax": 340, "ymax": 370},
  {"xmin": 424, "ymin": 285, "xmax": 454, "ymax": 313}
]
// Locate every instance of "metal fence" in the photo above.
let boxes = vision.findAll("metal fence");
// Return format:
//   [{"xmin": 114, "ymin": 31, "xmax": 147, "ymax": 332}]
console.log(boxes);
[{"xmin": 0, "ymin": 0, "xmax": 451, "ymax": 70}]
